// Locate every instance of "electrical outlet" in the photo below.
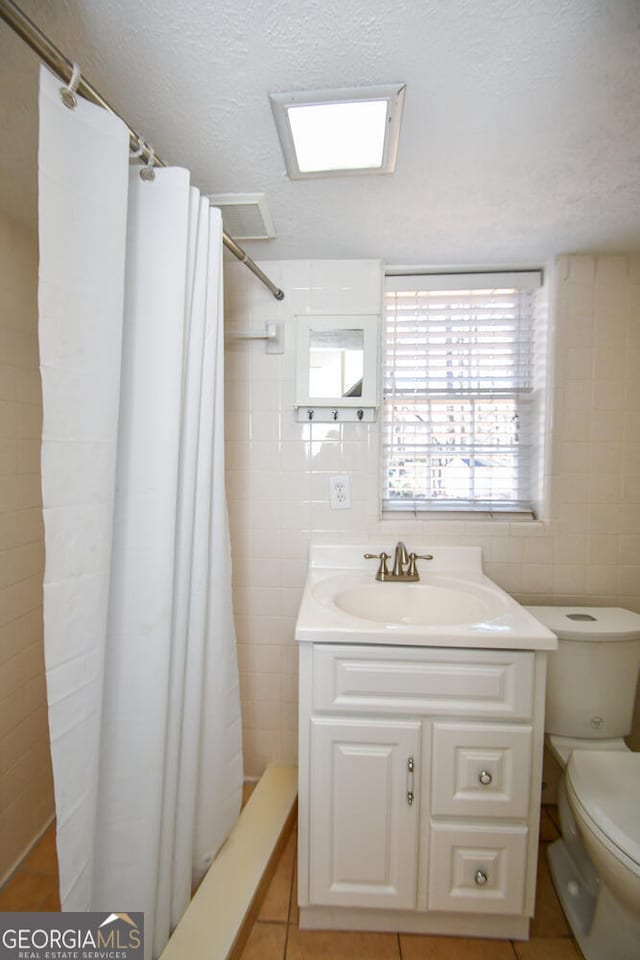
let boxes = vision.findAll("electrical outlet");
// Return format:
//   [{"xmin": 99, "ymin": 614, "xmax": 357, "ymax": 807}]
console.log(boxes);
[{"xmin": 329, "ymin": 475, "xmax": 351, "ymax": 510}]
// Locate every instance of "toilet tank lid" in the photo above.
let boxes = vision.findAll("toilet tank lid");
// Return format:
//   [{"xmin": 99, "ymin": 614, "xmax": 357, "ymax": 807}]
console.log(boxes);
[{"xmin": 524, "ymin": 606, "xmax": 640, "ymax": 641}]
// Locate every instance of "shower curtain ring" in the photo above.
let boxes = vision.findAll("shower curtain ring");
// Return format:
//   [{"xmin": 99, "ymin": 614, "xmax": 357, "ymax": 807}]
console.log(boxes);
[
  {"xmin": 140, "ymin": 144, "xmax": 156, "ymax": 182},
  {"xmin": 129, "ymin": 134, "xmax": 145, "ymax": 160},
  {"xmin": 59, "ymin": 62, "xmax": 81, "ymax": 110}
]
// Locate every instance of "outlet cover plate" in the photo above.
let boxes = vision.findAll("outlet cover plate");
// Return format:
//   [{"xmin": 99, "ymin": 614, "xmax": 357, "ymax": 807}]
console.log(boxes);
[{"xmin": 329, "ymin": 475, "xmax": 351, "ymax": 509}]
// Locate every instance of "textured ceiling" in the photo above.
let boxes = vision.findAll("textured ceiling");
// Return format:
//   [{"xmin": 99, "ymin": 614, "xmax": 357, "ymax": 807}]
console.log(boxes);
[{"xmin": 1, "ymin": 0, "xmax": 639, "ymax": 266}]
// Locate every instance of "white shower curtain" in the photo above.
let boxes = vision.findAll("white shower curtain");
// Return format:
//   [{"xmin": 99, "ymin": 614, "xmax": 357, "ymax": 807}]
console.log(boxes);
[{"xmin": 38, "ymin": 66, "xmax": 242, "ymax": 957}]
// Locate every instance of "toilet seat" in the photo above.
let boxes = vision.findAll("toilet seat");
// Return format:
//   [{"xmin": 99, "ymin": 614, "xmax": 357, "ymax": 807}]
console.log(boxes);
[
  {"xmin": 567, "ymin": 751, "xmax": 640, "ymax": 874},
  {"xmin": 547, "ymin": 734, "xmax": 629, "ymax": 768}
]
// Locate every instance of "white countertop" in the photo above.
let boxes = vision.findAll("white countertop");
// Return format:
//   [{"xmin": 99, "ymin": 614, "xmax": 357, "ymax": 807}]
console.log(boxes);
[{"xmin": 295, "ymin": 545, "xmax": 558, "ymax": 651}]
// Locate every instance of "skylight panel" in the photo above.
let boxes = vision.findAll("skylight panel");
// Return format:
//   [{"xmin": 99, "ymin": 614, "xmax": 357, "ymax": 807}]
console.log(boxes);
[{"xmin": 269, "ymin": 84, "xmax": 406, "ymax": 179}]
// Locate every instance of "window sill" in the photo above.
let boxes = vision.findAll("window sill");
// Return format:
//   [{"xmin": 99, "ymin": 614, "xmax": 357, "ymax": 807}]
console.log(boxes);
[{"xmin": 381, "ymin": 509, "xmax": 537, "ymax": 522}]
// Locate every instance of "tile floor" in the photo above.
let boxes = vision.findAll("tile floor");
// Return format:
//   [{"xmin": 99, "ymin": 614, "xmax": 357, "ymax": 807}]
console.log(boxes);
[
  {"xmin": 0, "ymin": 783, "xmax": 258, "ymax": 911},
  {"xmin": 239, "ymin": 806, "xmax": 586, "ymax": 960},
  {"xmin": 0, "ymin": 822, "xmax": 59, "ymax": 911},
  {"xmin": 0, "ymin": 805, "xmax": 584, "ymax": 960}
]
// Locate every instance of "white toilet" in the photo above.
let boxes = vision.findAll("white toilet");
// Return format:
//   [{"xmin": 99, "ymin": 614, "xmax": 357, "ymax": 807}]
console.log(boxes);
[{"xmin": 526, "ymin": 606, "xmax": 640, "ymax": 960}]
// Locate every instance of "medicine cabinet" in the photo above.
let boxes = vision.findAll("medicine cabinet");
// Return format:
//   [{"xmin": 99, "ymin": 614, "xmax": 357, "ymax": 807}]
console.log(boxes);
[{"xmin": 294, "ymin": 315, "xmax": 379, "ymax": 422}]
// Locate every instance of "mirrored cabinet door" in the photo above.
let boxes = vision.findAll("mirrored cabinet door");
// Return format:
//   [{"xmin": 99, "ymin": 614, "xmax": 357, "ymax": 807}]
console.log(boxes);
[{"xmin": 295, "ymin": 315, "xmax": 379, "ymax": 420}]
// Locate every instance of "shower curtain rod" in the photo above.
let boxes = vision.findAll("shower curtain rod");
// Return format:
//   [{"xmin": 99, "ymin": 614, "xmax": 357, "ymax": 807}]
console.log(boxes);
[{"xmin": 0, "ymin": 0, "xmax": 285, "ymax": 302}]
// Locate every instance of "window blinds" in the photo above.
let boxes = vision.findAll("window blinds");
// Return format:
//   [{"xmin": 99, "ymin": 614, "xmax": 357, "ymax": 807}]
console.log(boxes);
[{"xmin": 383, "ymin": 272, "xmax": 542, "ymax": 513}]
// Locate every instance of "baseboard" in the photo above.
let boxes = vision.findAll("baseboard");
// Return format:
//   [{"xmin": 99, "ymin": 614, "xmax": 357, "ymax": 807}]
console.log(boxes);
[
  {"xmin": 300, "ymin": 905, "xmax": 530, "ymax": 940},
  {"xmin": 0, "ymin": 812, "xmax": 56, "ymax": 890}
]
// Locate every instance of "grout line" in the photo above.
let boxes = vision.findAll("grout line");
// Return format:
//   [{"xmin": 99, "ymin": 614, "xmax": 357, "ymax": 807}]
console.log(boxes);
[
  {"xmin": 282, "ymin": 834, "xmax": 296, "ymax": 960},
  {"xmin": 0, "ymin": 599, "xmax": 43, "ymax": 633},
  {"xmin": 396, "ymin": 931, "xmax": 403, "ymax": 960},
  {"xmin": 0, "ymin": 536, "xmax": 44, "ymax": 557}
]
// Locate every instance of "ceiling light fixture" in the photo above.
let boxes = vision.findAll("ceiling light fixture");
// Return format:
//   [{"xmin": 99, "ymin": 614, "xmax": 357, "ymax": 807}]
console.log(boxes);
[{"xmin": 269, "ymin": 83, "xmax": 406, "ymax": 180}]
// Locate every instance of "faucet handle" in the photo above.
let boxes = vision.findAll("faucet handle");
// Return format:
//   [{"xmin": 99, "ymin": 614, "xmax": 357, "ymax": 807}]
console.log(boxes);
[
  {"xmin": 364, "ymin": 552, "xmax": 390, "ymax": 581},
  {"xmin": 407, "ymin": 552, "xmax": 434, "ymax": 577}
]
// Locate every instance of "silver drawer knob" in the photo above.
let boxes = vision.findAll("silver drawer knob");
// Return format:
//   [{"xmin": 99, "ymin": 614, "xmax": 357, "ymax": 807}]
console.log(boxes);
[
  {"xmin": 478, "ymin": 770, "xmax": 492, "ymax": 786},
  {"xmin": 474, "ymin": 869, "xmax": 488, "ymax": 886}
]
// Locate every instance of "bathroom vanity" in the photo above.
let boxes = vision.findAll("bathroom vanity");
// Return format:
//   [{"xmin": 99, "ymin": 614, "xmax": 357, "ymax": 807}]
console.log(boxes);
[{"xmin": 296, "ymin": 546, "xmax": 557, "ymax": 940}]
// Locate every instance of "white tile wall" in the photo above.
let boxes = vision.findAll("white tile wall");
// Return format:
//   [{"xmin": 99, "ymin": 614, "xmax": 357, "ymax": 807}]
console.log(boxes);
[
  {"xmin": 224, "ymin": 255, "xmax": 640, "ymax": 776},
  {"xmin": 0, "ymin": 214, "xmax": 54, "ymax": 881}
]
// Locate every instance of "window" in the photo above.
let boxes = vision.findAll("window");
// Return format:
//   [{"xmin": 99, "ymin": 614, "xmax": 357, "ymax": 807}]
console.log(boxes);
[{"xmin": 383, "ymin": 272, "xmax": 544, "ymax": 515}]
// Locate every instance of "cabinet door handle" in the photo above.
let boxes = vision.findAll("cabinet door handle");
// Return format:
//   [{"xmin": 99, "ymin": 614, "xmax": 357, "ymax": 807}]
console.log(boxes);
[
  {"xmin": 407, "ymin": 755, "xmax": 415, "ymax": 805},
  {"xmin": 474, "ymin": 869, "xmax": 488, "ymax": 886},
  {"xmin": 478, "ymin": 770, "xmax": 493, "ymax": 786}
]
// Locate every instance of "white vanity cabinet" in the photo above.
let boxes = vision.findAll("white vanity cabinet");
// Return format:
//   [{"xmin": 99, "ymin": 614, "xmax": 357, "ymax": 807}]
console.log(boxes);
[{"xmin": 298, "ymin": 642, "xmax": 548, "ymax": 941}]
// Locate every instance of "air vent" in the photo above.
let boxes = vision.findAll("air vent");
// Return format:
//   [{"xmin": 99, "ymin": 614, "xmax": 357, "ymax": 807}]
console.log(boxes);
[{"xmin": 207, "ymin": 193, "xmax": 276, "ymax": 240}]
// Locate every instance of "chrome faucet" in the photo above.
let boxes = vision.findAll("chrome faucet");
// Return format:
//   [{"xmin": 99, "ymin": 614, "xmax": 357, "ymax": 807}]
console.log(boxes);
[{"xmin": 364, "ymin": 542, "xmax": 433, "ymax": 582}]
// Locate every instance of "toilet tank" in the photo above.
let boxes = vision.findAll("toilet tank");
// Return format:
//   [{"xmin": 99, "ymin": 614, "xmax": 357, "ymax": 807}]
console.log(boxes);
[{"xmin": 525, "ymin": 607, "xmax": 640, "ymax": 739}]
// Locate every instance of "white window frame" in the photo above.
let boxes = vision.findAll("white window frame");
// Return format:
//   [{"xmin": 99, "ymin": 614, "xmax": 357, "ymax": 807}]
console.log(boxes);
[{"xmin": 382, "ymin": 271, "xmax": 544, "ymax": 517}]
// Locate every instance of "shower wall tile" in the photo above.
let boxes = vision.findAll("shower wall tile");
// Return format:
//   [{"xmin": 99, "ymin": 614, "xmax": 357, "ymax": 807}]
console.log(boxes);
[
  {"xmin": 224, "ymin": 254, "xmax": 640, "ymax": 777},
  {"xmin": 0, "ymin": 213, "xmax": 54, "ymax": 884}
]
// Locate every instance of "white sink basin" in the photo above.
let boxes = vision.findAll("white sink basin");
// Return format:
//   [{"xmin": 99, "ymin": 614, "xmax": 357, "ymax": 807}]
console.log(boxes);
[
  {"xmin": 331, "ymin": 578, "xmax": 509, "ymax": 626},
  {"xmin": 296, "ymin": 545, "xmax": 558, "ymax": 650}
]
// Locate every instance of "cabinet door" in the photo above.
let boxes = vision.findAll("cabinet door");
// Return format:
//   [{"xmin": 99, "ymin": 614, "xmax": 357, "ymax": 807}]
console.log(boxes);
[{"xmin": 309, "ymin": 717, "xmax": 420, "ymax": 909}]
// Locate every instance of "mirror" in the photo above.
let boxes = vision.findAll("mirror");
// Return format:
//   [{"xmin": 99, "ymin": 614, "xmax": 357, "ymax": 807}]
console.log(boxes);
[
  {"xmin": 295, "ymin": 314, "xmax": 378, "ymax": 419},
  {"xmin": 309, "ymin": 329, "xmax": 364, "ymax": 399}
]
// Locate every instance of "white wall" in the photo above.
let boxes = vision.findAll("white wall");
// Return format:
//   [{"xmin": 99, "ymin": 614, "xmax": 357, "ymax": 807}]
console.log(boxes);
[
  {"xmin": 224, "ymin": 255, "xmax": 640, "ymax": 776},
  {"xmin": 0, "ymin": 213, "xmax": 54, "ymax": 881}
]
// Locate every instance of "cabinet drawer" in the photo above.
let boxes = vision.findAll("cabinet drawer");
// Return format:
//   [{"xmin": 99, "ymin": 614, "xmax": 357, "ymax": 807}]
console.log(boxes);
[
  {"xmin": 312, "ymin": 645, "xmax": 534, "ymax": 719},
  {"xmin": 431, "ymin": 722, "xmax": 533, "ymax": 818},
  {"xmin": 428, "ymin": 821, "xmax": 528, "ymax": 915}
]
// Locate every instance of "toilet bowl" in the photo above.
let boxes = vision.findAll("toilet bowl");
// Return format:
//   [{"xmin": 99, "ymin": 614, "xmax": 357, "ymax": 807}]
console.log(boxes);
[
  {"xmin": 567, "ymin": 750, "xmax": 640, "ymax": 913},
  {"xmin": 526, "ymin": 606, "xmax": 640, "ymax": 960}
]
